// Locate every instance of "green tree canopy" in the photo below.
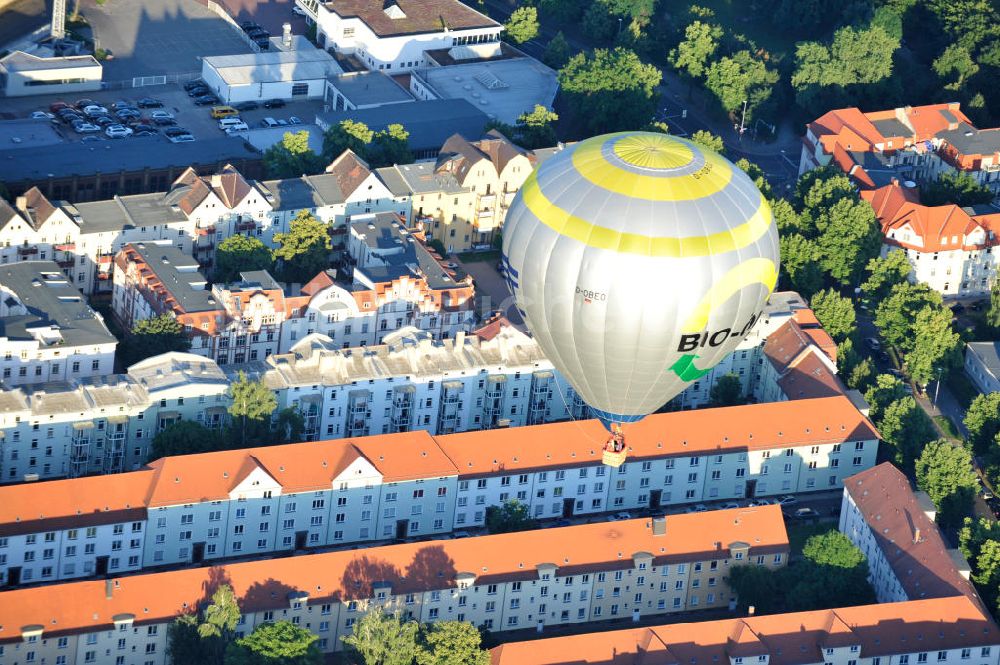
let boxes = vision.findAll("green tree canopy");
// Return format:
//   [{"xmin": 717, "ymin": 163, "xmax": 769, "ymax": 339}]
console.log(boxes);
[
  {"xmin": 505, "ymin": 6, "xmax": 539, "ymax": 44},
  {"xmin": 906, "ymin": 306, "xmax": 961, "ymax": 385},
  {"xmin": 215, "ymin": 235, "xmax": 273, "ymax": 284},
  {"xmin": 921, "ymin": 171, "xmax": 995, "ymax": 207},
  {"xmin": 778, "ymin": 234, "xmax": 823, "ymax": 298},
  {"xmin": 485, "ymin": 499, "xmax": 536, "ymax": 534},
  {"xmin": 322, "ymin": 119, "xmax": 373, "ymax": 162},
  {"xmin": 932, "ymin": 44, "xmax": 979, "ymax": 90},
  {"xmin": 543, "ymin": 31, "xmax": 572, "ymax": 69},
  {"xmin": 916, "ymin": 439, "xmax": 978, "ymax": 528},
  {"xmin": 558, "ymin": 47, "xmax": 662, "ymax": 133},
  {"xmin": 272, "ymin": 209, "xmax": 331, "ymax": 283},
  {"xmin": 263, "ymin": 130, "xmax": 322, "ymax": 179},
  {"xmin": 802, "ymin": 531, "xmax": 866, "ymax": 569},
  {"xmin": 965, "ymin": 392, "xmax": 1000, "ymax": 455},
  {"xmin": 860, "ymin": 250, "xmax": 912, "ymax": 305},
  {"xmin": 709, "ymin": 373, "xmax": 745, "ymax": 407},
  {"xmin": 864, "ymin": 373, "xmax": 908, "ymax": 421},
  {"xmin": 669, "ymin": 20, "xmax": 722, "ymax": 80},
  {"xmin": 417, "ymin": 621, "xmax": 491, "ymax": 665},
  {"xmin": 514, "ymin": 105, "xmax": 559, "ymax": 149},
  {"xmin": 227, "ymin": 371, "xmax": 278, "ymax": 448},
  {"xmin": 225, "ymin": 621, "xmax": 321, "ymax": 665},
  {"xmin": 342, "ymin": 609, "xmax": 421, "ymax": 665},
  {"xmin": 770, "ymin": 198, "xmax": 801, "ymax": 235},
  {"xmin": 368, "ymin": 123, "xmax": 414, "ymax": 167},
  {"xmin": 704, "ymin": 50, "xmax": 779, "ymax": 122},
  {"xmin": 810, "ymin": 289, "xmax": 857, "ymax": 341},
  {"xmin": 121, "ymin": 314, "xmax": 192, "ymax": 368},
  {"xmin": 814, "ymin": 198, "xmax": 882, "ymax": 286},
  {"xmin": 989, "ymin": 279, "xmax": 1000, "ymax": 330},
  {"xmin": 689, "ymin": 130, "xmax": 725, "ymax": 154},
  {"xmin": 150, "ymin": 420, "xmax": 222, "ymax": 461},
  {"xmin": 199, "ymin": 585, "xmax": 242, "ymax": 640},
  {"xmin": 874, "ymin": 281, "xmax": 942, "ymax": 352},
  {"xmin": 847, "ymin": 357, "xmax": 875, "ymax": 391},
  {"xmin": 878, "ymin": 396, "xmax": 936, "ymax": 469}
]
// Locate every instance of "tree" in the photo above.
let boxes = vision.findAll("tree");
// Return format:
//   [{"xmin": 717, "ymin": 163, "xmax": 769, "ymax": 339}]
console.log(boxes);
[
  {"xmin": 796, "ymin": 168, "xmax": 855, "ymax": 233},
  {"xmin": 778, "ymin": 234, "xmax": 823, "ymax": 298},
  {"xmin": 959, "ymin": 517, "xmax": 1000, "ymax": 566},
  {"xmin": 810, "ymin": 289, "xmax": 856, "ymax": 341},
  {"xmin": 275, "ymin": 407, "xmax": 305, "ymax": 444},
  {"xmin": 921, "ymin": 171, "xmax": 995, "ymax": 207},
  {"xmin": 121, "ymin": 314, "xmax": 192, "ymax": 367},
  {"xmin": 989, "ymin": 279, "xmax": 1000, "ymax": 330},
  {"xmin": 878, "ymin": 396, "xmax": 936, "ymax": 469},
  {"xmin": 169, "ymin": 614, "xmax": 214, "ymax": 665},
  {"xmin": 864, "ymin": 374, "xmax": 907, "ymax": 421},
  {"xmin": 272, "ymin": 209, "xmax": 330, "ymax": 283},
  {"xmin": 342, "ymin": 609, "xmax": 421, "ymax": 665},
  {"xmin": 199, "ymin": 585, "xmax": 241, "ymax": 641},
  {"xmin": 847, "ymin": 358, "xmax": 874, "ymax": 391},
  {"xmin": 669, "ymin": 20, "xmax": 722, "ymax": 80},
  {"xmin": 689, "ymin": 130, "xmax": 724, "ymax": 154},
  {"xmin": 802, "ymin": 531, "xmax": 866, "ymax": 569},
  {"xmin": 367, "ymin": 124, "xmax": 413, "ymax": 168},
  {"xmin": 965, "ymin": 392, "xmax": 1000, "ymax": 455},
  {"xmin": 485, "ymin": 499, "xmax": 536, "ymax": 533},
  {"xmin": 263, "ymin": 130, "xmax": 322, "ymax": 179},
  {"xmin": 933, "ymin": 44, "xmax": 979, "ymax": 90},
  {"xmin": 906, "ymin": 306, "xmax": 961, "ymax": 385},
  {"xmin": 916, "ymin": 439, "xmax": 978, "ymax": 528},
  {"xmin": 227, "ymin": 371, "xmax": 277, "ymax": 448},
  {"xmin": 558, "ymin": 48, "xmax": 662, "ymax": 133},
  {"xmin": 226, "ymin": 621, "xmax": 321, "ymax": 665},
  {"xmin": 703, "ymin": 50, "xmax": 779, "ymax": 122},
  {"xmin": 417, "ymin": 622, "xmax": 490, "ymax": 665},
  {"xmin": 514, "ymin": 105, "xmax": 558, "ymax": 149},
  {"xmin": 322, "ymin": 119, "xmax": 373, "ymax": 162},
  {"xmin": 150, "ymin": 420, "xmax": 221, "ymax": 461},
  {"xmin": 814, "ymin": 197, "xmax": 882, "ymax": 286},
  {"xmin": 734, "ymin": 158, "xmax": 773, "ymax": 199},
  {"xmin": 860, "ymin": 250, "xmax": 911, "ymax": 305},
  {"xmin": 505, "ymin": 6, "xmax": 539, "ymax": 44},
  {"xmin": 874, "ymin": 282, "xmax": 942, "ymax": 352},
  {"xmin": 727, "ymin": 563, "xmax": 783, "ymax": 613},
  {"xmin": 215, "ymin": 235, "xmax": 273, "ymax": 284},
  {"xmin": 543, "ymin": 31, "xmax": 572, "ymax": 69},
  {"xmin": 769, "ymin": 198, "xmax": 800, "ymax": 235},
  {"xmin": 709, "ymin": 373, "xmax": 744, "ymax": 407}
]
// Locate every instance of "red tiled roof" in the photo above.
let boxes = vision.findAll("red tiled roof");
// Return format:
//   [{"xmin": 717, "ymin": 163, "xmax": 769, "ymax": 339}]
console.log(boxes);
[
  {"xmin": 777, "ymin": 352, "xmax": 845, "ymax": 401},
  {"xmin": 0, "ymin": 509, "xmax": 787, "ymax": 643},
  {"xmin": 490, "ymin": 596, "xmax": 997, "ymax": 665},
  {"xmin": 862, "ymin": 183, "xmax": 993, "ymax": 253}
]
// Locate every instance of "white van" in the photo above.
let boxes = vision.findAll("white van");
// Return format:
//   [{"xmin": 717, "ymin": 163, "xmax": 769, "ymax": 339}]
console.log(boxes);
[
  {"xmin": 261, "ymin": 117, "xmax": 279, "ymax": 128},
  {"xmin": 224, "ymin": 122, "xmax": 250, "ymax": 135},
  {"xmin": 218, "ymin": 117, "xmax": 244, "ymax": 130}
]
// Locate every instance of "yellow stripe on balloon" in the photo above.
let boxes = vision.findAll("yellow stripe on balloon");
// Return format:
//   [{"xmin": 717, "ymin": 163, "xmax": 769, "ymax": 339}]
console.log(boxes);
[
  {"xmin": 570, "ymin": 133, "xmax": 734, "ymax": 202},
  {"xmin": 520, "ymin": 171, "xmax": 774, "ymax": 257},
  {"xmin": 681, "ymin": 257, "xmax": 779, "ymax": 333}
]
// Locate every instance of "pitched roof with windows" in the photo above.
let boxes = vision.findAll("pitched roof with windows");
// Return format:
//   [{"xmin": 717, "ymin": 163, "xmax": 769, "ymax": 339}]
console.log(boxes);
[
  {"xmin": 490, "ymin": 596, "xmax": 997, "ymax": 665},
  {"xmin": 0, "ymin": 508, "xmax": 786, "ymax": 642}
]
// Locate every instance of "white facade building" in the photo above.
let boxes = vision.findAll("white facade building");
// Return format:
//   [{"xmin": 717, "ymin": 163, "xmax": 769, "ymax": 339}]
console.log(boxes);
[
  {"xmin": 201, "ymin": 48, "xmax": 343, "ymax": 103},
  {"xmin": 965, "ymin": 341, "xmax": 1000, "ymax": 395},
  {"xmin": 0, "ymin": 50, "xmax": 101, "ymax": 97}
]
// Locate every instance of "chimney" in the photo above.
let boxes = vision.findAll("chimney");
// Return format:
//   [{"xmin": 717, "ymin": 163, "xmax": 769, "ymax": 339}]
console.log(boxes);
[
  {"xmin": 282, "ymin": 22, "xmax": 293, "ymax": 50},
  {"xmin": 210, "ymin": 174, "xmax": 222, "ymax": 188},
  {"xmin": 105, "ymin": 579, "xmax": 114, "ymax": 599},
  {"xmin": 15, "ymin": 195, "xmax": 27, "ymax": 211},
  {"xmin": 913, "ymin": 527, "xmax": 921, "ymax": 544},
  {"xmin": 454, "ymin": 330, "xmax": 465, "ymax": 346},
  {"xmin": 651, "ymin": 516, "xmax": 666, "ymax": 536},
  {"xmin": 748, "ymin": 605, "xmax": 756, "ymax": 616}
]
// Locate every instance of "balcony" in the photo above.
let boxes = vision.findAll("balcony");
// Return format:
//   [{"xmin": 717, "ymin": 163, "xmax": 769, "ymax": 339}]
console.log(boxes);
[
  {"xmin": 236, "ymin": 220, "xmax": 258, "ymax": 232},
  {"xmin": 56, "ymin": 254, "xmax": 74, "ymax": 268},
  {"xmin": 16, "ymin": 245, "xmax": 37, "ymax": 257},
  {"xmin": 195, "ymin": 225, "xmax": 216, "ymax": 237},
  {"xmin": 97, "ymin": 254, "xmax": 113, "ymax": 265},
  {"xmin": 54, "ymin": 242, "xmax": 76, "ymax": 252}
]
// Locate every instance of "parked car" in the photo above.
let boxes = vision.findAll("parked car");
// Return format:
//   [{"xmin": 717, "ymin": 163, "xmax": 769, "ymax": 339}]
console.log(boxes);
[
  {"xmin": 276, "ymin": 118, "xmax": 289, "ymax": 126},
  {"xmin": 288, "ymin": 116, "xmax": 302, "ymax": 125},
  {"xmin": 187, "ymin": 85, "xmax": 210, "ymax": 97},
  {"xmin": 263, "ymin": 98, "xmax": 286, "ymax": 109},
  {"xmin": 30, "ymin": 111, "xmax": 54, "ymax": 120},
  {"xmin": 210, "ymin": 105, "xmax": 239, "ymax": 119},
  {"xmin": 111, "ymin": 100, "xmax": 134, "ymax": 111},
  {"xmin": 137, "ymin": 97, "xmax": 163, "ymax": 108},
  {"xmin": 610, "ymin": 512, "xmax": 632, "ymax": 521},
  {"xmin": 115, "ymin": 109, "xmax": 141, "ymax": 121},
  {"xmin": 684, "ymin": 504, "xmax": 708, "ymax": 513},
  {"xmin": 292, "ymin": 5, "xmax": 306, "ymax": 15},
  {"xmin": 167, "ymin": 134, "xmax": 196, "ymax": 143},
  {"xmin": 72, "ymin": 122, "xmax": 100, "ymax": 133},
  {"xmin": 133, "ymin": 129, "xmax": 157, "ymax": 137},
  {"xmin": 261, "ymin": 117, "xmax": 279, "ymax": 128},
  {"xmin": 234, "ymin": 101, "xmax": 259, "ymax": 111},
  {"xmin": 92, "ymin": 115, "xmax": 116, "ymax": 127},
  {"xmin": 105, "ymin": 124, "xmax": 133, "ymax": 138},
  {"xmin": 149, "ymin": 110, "xmax": 174, "ymax": 120},
  {"xmin": 82, "ymin": 105, "xmax": 109, "ymax": 117},
  {"xmin": 74, "ymin": 98, "xmax": 97, "ymax": 109},
  {"xmin": 152, "ymin": 117, "xmax": 178, "ymax": 126},
  {"xmin": 792, "ymin": 508, "xmax": 820, "ymax": 520},
  {"xmin": 255, "ymin": 39, "xmax": 271, "ymax": 50},
  {"xmin": 720, "ymin": 502, "xmax": 741, "ymax": 510},
  {"xmin": 80, "ymin": 135, "xmax": 105, "ymax": 143},
  {"xmin": 182, "ymin": 80, "xmax": 205, "ymax": 91},
  {"xmin": 194, "ymin": 95, "xmax": 219, "ymax": 106},
  {"xmin": 777, "ymin": 495, "xmax": 797, "ymax": 506},
  {"xmin": 132, "ymin": 124, "xmax": 158, "ymax": 134},
  {"xmin": 865, "ymin": 337, "xmax": 881, "ymax": 350},
  {"xmin": 247, "ymin": 27, "xmax": 269, "ymax": 38},
  {"xmin": 163, "ymin": 126, "xmax": 192, "ymax": 137},
  {"xmin": 49, "ymin": 101, "xmax": 70, "ymax": 113},
  {"xmin": 224, "ymin": 123, "xmax": 250, "ymax": 135},
  {"xmin": 239, "ymin": 20, "xmax": 260, "ymax": 31}
]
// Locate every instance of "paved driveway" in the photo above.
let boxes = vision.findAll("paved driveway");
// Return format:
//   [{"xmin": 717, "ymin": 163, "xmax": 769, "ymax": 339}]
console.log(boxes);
[
  {"xmin": 455, "ymin": 254, "xmax": 524, "ymax": 327},
  {"xmin": 84, "ymin": 0, "xmax": 248, "ymax": 80}
]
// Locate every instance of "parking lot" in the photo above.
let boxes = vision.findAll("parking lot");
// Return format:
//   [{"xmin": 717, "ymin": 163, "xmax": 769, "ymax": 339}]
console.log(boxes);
[
  {"xmin": 212, "ymin": 0, "xmax": 309, "ymax": 35},
  {"xmin": 0, "ymin": 83, "xmax": 324, "ymax": 149}
]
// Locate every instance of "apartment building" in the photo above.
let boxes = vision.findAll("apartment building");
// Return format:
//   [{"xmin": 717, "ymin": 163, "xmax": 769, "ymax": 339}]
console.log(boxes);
[
  {"xmin": 375, "ymin": 131, "xmax": 543, "ymax": 251},
  {"xmin": 800, "ymin": 103, "xmax": 1000, "ymax": 298},
  {"xmin": 299, "ymin": 0, "xmax": 502, "ymax": 74},
  {"xmin": 754, "ymin": 312, "xmax": 842, "ymax": 404},
  {"xmin": 491, "ymin": 596, "xmax": 1000, "ymax": 665},
  {"xmin": 840, "ymin": 463, "xmax": 982, "ymax": 607},
  {"xmin": 0, "ymin": 261, "xmax": 116, "ymax": 388},
  {"xmin": 0, "ymin": 394, "xmax": 875, "ymax": 584},
  {"xmin": 0, "ymin": 508, "xmax": 788, "ymax": 663},
  {"xmin": 965, "ymin": 341, "xmax": 1000, "ymax": 394}
]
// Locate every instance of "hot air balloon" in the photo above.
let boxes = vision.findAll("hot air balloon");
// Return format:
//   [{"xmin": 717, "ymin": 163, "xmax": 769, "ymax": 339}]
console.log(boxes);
[{"xmin": 501, "ymin": 131, "xmax": 780, "ymax": 466}]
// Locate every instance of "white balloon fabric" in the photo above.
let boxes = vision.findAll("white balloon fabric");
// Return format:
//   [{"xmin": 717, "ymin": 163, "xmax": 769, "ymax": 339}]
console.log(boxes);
[{"xmin": 502, "ymin": 131, "xmax": 780, "ymax": 429}]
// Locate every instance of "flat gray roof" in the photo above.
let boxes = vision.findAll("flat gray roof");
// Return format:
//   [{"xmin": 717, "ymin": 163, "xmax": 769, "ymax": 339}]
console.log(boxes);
[
  {"xmin": 69, "ymin": 192, "xmax": 191, "ymax": 235},
  {"xmin": 204, "ymin": 49, "xmax": 342, "ymax": 85},
  {"xmin": 380, "ymin": 161, "xmax": 464, "ymax": 195},
  {"xmin": 0, "ymin": 261, "xmax": 117, "ymax": 348},
  {"xmin": 413, "ymin": 57, "xmax": 558, "ymax": 125},
  {"xmin": 0, "ymin": 50, "xmax": 100, "ymax": 72},
  {"xmin": 350, "ymin": 213, "xmax": 459, "ymax": 290},
  {"xmin": 328, "ymin": 71, "xmax": 413, "ymax": 107},
  {"xmin": 315, "ymin": 98, "xmax": 488, "ymax": 151},
  {"xmin": 127, "ymin": 242, "xmax": 218, "ymax": 314},
  {"xmin": 871, "ymin": 117, "xmax": 912, "ymax": 139},
  {"xmin": 939, "ymin": 124, "xmax": 1000, "ymax": 156}
]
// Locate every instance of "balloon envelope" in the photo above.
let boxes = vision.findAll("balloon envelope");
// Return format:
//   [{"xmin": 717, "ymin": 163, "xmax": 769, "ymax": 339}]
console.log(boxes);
[{"xmin": 501, "ymin": 132, "xmax": 780, "ymax": 428}]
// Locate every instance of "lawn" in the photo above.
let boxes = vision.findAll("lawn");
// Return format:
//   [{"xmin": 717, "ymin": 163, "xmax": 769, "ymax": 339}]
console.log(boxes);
[
  {"xmin": 933, "ymin": 415, "xmax": 961, "ymax": 441},
  {"xmin": 786, "ymin": 522, "xmax": 834, "ymax": 555}
]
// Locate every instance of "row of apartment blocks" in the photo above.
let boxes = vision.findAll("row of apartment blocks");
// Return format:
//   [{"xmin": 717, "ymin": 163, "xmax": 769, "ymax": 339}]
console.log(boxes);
[
  {"xmin": 0, "ymin": 292, "xmax": 845, "ymax": 484},
  {"xmin": 109, "ymin": 211, "xmax": 476, "ymax": 366},
  {"xmin": 0, "ymin": 507, "xmax": 789, "ymax": 664},
  {"xmin": 800, "ymin": 102, "xmax": 999, "ymax": 298},
  {"xmin": 489, "ymin": 461, "xmax": 1000, "ymax": 665},
  {"xmin": 0, "ymin": 131, "xmax": 553, "ymax": 300},
  {"xmin": 0, "ymin": 393, "xmax": 877, "ymax": 586}
]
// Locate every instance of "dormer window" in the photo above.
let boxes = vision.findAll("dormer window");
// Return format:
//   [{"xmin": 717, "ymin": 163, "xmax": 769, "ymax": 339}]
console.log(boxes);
[{"xmin": 383, "ymin": 0, "xmax": 405, "ymax": 18}]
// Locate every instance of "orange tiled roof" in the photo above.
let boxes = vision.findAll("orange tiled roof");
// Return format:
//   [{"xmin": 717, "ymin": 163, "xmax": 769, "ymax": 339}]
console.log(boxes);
[
  {"xmin": 862, "ymin": 183, "xmax": 993, "ymax": 253},
  {"xmin": 777, "ymin": 352, "xmax": 845, "ymax": 401},
  {"xmin": 0, "ymin": 509, "xmax": 787, "ymax": 643},
  {"xmin": 490, "ymin": 596, "xmax": 997, "ymax": 665}
]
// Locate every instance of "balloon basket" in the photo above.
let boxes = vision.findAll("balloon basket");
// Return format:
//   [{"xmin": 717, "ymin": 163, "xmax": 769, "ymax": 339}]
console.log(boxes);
[{"xmin": 602, "ymin": 447, "xmax": 627, "ymax": 468}]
